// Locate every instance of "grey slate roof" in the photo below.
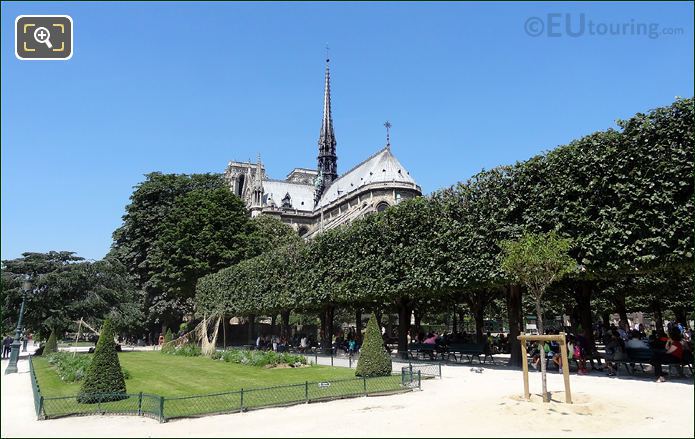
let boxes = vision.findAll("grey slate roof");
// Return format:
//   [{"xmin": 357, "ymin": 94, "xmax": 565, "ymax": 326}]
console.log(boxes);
[
  {"xmin": 263, "ymin": 179, "xmax": 315, "ymax": 211},
  {"xmin": 317, "ymin": 147, "xmax": 417, "ymax": 208}
]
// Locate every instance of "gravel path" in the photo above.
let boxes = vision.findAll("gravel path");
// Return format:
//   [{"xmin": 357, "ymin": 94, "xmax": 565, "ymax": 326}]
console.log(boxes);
[{"xmin": 2, "ymin": 351, "xmax": 692, "ymax": 438}]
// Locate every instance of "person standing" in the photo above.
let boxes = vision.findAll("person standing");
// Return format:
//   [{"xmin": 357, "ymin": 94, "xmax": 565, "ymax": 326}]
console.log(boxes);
[{"xmin": 2, "ymin": 335, "xmax": 13, "ymax": 358}]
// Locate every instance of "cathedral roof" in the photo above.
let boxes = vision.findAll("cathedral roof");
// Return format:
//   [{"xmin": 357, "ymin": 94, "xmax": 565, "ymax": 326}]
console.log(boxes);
[
  {"xmin": 262, "ymin": 179, "xmax": 315, "ymax": 211},
  {"xmin": 317, "ymin": 147, "xmax": 417, "ymax": 208}
]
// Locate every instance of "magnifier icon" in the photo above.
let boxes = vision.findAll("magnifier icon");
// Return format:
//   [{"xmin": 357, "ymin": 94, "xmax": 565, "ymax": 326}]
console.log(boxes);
[{"xmin": 33, "ymin": 26, "xmax": 53, "ymax": 49}]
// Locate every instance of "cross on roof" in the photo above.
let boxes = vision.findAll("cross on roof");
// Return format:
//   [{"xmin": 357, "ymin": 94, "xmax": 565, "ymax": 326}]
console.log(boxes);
[{"xmin": 384, "ymin": 121, "xmax": 392, "ymax": 148}]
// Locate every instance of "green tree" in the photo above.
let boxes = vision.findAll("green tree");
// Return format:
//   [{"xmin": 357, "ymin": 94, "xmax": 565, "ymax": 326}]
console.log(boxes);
[
  {"xmin": 77, "ymin": 319, "xmax": 127, "ymax": 403},
  {"xmin": 43, "ymin": 328, "xmax": 58, "ymax": 355},
  {"xmin": 2, "ymin": 252, "xmax": 142, "ymax": 339},
  {"xmin": 111, "ymin": 173, "xmax": 254, "ymax": 332},
  {"xmin": 355, "ymin": 313, "xmax": 392, "ymax": 377},
  {"xmin": 501, "ymin": 231, "xmax": 575, "ymax": 402}
]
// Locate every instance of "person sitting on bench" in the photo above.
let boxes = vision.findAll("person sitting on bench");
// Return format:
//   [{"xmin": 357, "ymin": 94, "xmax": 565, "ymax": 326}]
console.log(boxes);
[{"xmin": 652, "ymin": 329, "xmax": 684, "ymax": 383}]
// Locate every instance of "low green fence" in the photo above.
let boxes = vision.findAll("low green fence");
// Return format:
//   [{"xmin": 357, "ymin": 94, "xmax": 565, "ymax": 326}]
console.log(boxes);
[
  {"xmin": 28, "ymin": 355, "xmax": 44, "ymax": 417},
  {"xmin": 28, "ymin": 357, "xmax": 419, "ymax": 422},
  {"xmin": 400, "ymin": 362, "xmax": 441, "ymax": 379}
]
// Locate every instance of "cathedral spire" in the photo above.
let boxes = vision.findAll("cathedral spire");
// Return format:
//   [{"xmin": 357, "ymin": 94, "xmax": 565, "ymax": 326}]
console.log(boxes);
[{"xmin": 317, "ymin": 53, "xmax": 338, "ymax": 189}]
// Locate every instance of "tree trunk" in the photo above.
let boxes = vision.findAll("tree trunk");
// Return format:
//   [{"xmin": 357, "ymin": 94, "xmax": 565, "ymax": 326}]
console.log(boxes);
[
  {"xmin": 222, "ymin": 315, "xmax": 227, "ymax": 349},
  {"xmin": 534, "ymin": 293, "xmax": 549, "ymax": 403},
  {"xmin": 507, "ymin": 284, "xmax": 523, "ymax": 368},
  {"xmin": 614, "ymin": 294, "xmax": 628, "ymax": 324},
  {"xmin": 452, "ymin": 307, "xmax": 458, "ymax": 334},
  {"xmin": 574, "ymin": 282, "xmax": 595, "ymax": 351},
  {"xmin": 321, "ymin": 306, "xmax": 334, "ymax": 354},
  {"xmin": 247, "ymin": 315, "xmax": 255, "ymax": 345},
  {"xmin": 374, "ymin": 307, "xmax": 383, "ymax": 329},
  {"xmin": 413, "ymin": 309, "xmax": 422, "ymax": 335},
  {"xmin": 474, "ymin": 305, "xmax": 485, "ymax": 344},
  {"xmin": 601, "ymin": 311, "xmax": 611, "ymax": 329},
  {"xmin": 535, "ymin": 295, "xmax": 545, "ymax": 336},
  {"xmin": 652, "ymin": 300, "xmax": 664, "ymax": 333},
  {"xmin": 397, "ymin": 298, "xmax": 411, "ymax": 359},
  {"xmin": 280, "ymin": 310, "xmax": 290, "ymax": 339},
  {"xmin": 355, "ymin": 308, "xmax": 362, "ymax": 341}
]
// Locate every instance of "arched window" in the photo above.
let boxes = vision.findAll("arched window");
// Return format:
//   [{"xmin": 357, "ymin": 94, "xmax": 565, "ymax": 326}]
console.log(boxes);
[
  {"xmin": 376, "ymin": 201, "xmax": 390, "ymax": 212},
  {"xmin": 236, "ymin": 174, "xmax": 245, "ymax": 197},
  {"xmin": 297, "ymin": 226, "xmax": 309, "ymax": 237}
]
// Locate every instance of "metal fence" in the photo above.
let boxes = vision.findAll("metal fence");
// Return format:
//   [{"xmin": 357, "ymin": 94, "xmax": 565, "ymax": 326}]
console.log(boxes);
[
  {"xmin": 28, "ymin": 355, "xmax": 44, "ymax": 417},
  {"xmin": 28, "ymin": 357, "xmax": 419, "ymax": 422},
  {"xmin": 304, "ymin": 352, "xmax": 442, "ymax": 379},
  {"xmin": 399, "ymin": 361, "xmax": 442, "ymax": 379}
]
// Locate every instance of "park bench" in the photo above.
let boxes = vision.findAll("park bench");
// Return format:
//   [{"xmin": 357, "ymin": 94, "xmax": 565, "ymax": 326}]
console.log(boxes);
[
  {"xmin": 611, "ymin": 348, "xmax": 694, "ymax": 377},
  {"xmin": 407, "ymin": 343, "xmax": 442, "ymax": 360},
  {"xmin": 446, "ymin": 343, "xmax": 493, "ymax": 364}
]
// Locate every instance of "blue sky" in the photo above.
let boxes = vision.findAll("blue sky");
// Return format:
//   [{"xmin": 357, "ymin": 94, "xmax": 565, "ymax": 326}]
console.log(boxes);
[{"xmin": 2, "ymin": 1, "xmax": 693, "ymax": 261}]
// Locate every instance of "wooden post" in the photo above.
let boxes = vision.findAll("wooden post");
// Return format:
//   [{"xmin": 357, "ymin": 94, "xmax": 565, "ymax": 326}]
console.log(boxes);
[
  {"xmin": 518, "ymin": 333, "xmax": 572, "ymax": 404},
  {"xmin": 520, "ymin": 332, "xmax": 530, "ymax": 400},
  {"xmin": 559, "ymin": 332, "xmax": 572, "ymax": 404}
]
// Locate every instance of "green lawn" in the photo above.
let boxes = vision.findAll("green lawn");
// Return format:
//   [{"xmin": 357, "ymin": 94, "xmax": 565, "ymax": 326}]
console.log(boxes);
[
  {"xmin": 33, "ymin": 351, "xmax": 356, "ymax": 397},
  {"xmin": 32, "ymin": 352, "xmax": 407, "ymax": 420}
]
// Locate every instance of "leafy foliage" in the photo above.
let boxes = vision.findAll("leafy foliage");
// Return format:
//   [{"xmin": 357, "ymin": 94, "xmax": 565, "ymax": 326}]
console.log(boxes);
[
  {"xmin": 161, "ymin": 343, "xmax": 201, "ymax": 357},
  {"xmin": 191, "ymin": 98, "xmax": 693, "ymax": 354},
  {"xmin": 110, "ymin": 173, "xmax": 298, "ymax": 331},
  {"xmin": 45, "ymin": 352, "xmax": 132, "ymax": 382},
  {"xmin": 501, "ymin": 232, "xmax": 576, "ymax": 333},
  {"xmin": 212, "ymin": 349, "xmax": 307, "ymax": 368},
  {"xmin": 1, "ymin": 252, "xmax": 142, "ymax": 339},
  {"xmin": 355, "ymin": 314, "xmax": 392, "ymax": 377},
  {"xmin": 77, "ymin": 319, "xmax": 127, "ymax": 403}
]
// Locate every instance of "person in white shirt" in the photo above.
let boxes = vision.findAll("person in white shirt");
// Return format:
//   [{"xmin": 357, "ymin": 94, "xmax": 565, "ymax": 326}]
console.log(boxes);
[{"xmin": 625, "ymin": 330, "xmax": 650, "ymax": 349}]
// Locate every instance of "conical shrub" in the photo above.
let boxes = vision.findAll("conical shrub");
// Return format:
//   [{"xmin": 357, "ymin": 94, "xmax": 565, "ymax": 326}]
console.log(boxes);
[
  {"xmin": 164, "ymin": 328, "xmax": 174, "ymax": 343},
  {"xmin": 355, "ymin": 313, "xmax": 392, "ymax": 377},
  {"xmin": 77, "ymin": 319, "xmax": 127, "ymax": 403},
  {"xmin": 43, "ymin": 328, "xmax": 58, "ymax": 355}
]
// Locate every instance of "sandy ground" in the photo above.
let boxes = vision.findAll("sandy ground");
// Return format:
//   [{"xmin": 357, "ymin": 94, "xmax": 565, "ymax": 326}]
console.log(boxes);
[{"xmin": 2, "ymin": 351, "xmax": 693, "ymax": 438}]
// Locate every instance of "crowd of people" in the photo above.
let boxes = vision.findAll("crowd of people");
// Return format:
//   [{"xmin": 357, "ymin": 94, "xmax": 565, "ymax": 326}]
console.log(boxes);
[
  {"xmin": 525, "ymin": 320, "xmax": 693, "ymax": 382},
  {"xmin": 409, "ymin": 330, "xmax": 511, "ymax": 354}
]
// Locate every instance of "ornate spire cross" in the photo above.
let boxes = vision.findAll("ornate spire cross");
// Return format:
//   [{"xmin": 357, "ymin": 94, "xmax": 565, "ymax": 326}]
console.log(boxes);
[{"xmin": 384, "ymin": 121, "xmax": 392, "ymax": 148}]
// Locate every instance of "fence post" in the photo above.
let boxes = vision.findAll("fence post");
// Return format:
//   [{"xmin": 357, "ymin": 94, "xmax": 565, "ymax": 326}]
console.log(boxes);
[
  {"xmin": 331, "ymin": 354, "xmax": 334, "ymax": 366},
  {"xmin": 159, "ymin": 396, "xmax": 165, "ymax": 423},
  {"xmin": 315, "ymin": 352, "xmax": 318, "ymax": 364},
  {"xmin": 438, "ymin": 363, "xmax": 442, "ymax": 378},
  {"xmin": 418, "ymin": 370, "xmax": 421, "ymax": 389},
  {"xmin": 38, "ymin": 396, "xmax": 44, "ymax": 420},
  {"xmin": 363, "ymin": 375, "xmax": 367, "ymax": 395},
  {"xmin": 305, "ymin": 381, "xmax": 309, "ymax": 402},
  {"xmin": 349, "ymin": 355, "xmax": 352, "ymax": 368},
  {"xmin": 240, "ymin": 388, "xmax": 244, "ymax": 413},
  {"xmin": 137, "ymin": 392, "xmax": 143, "ymax": 416}
]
